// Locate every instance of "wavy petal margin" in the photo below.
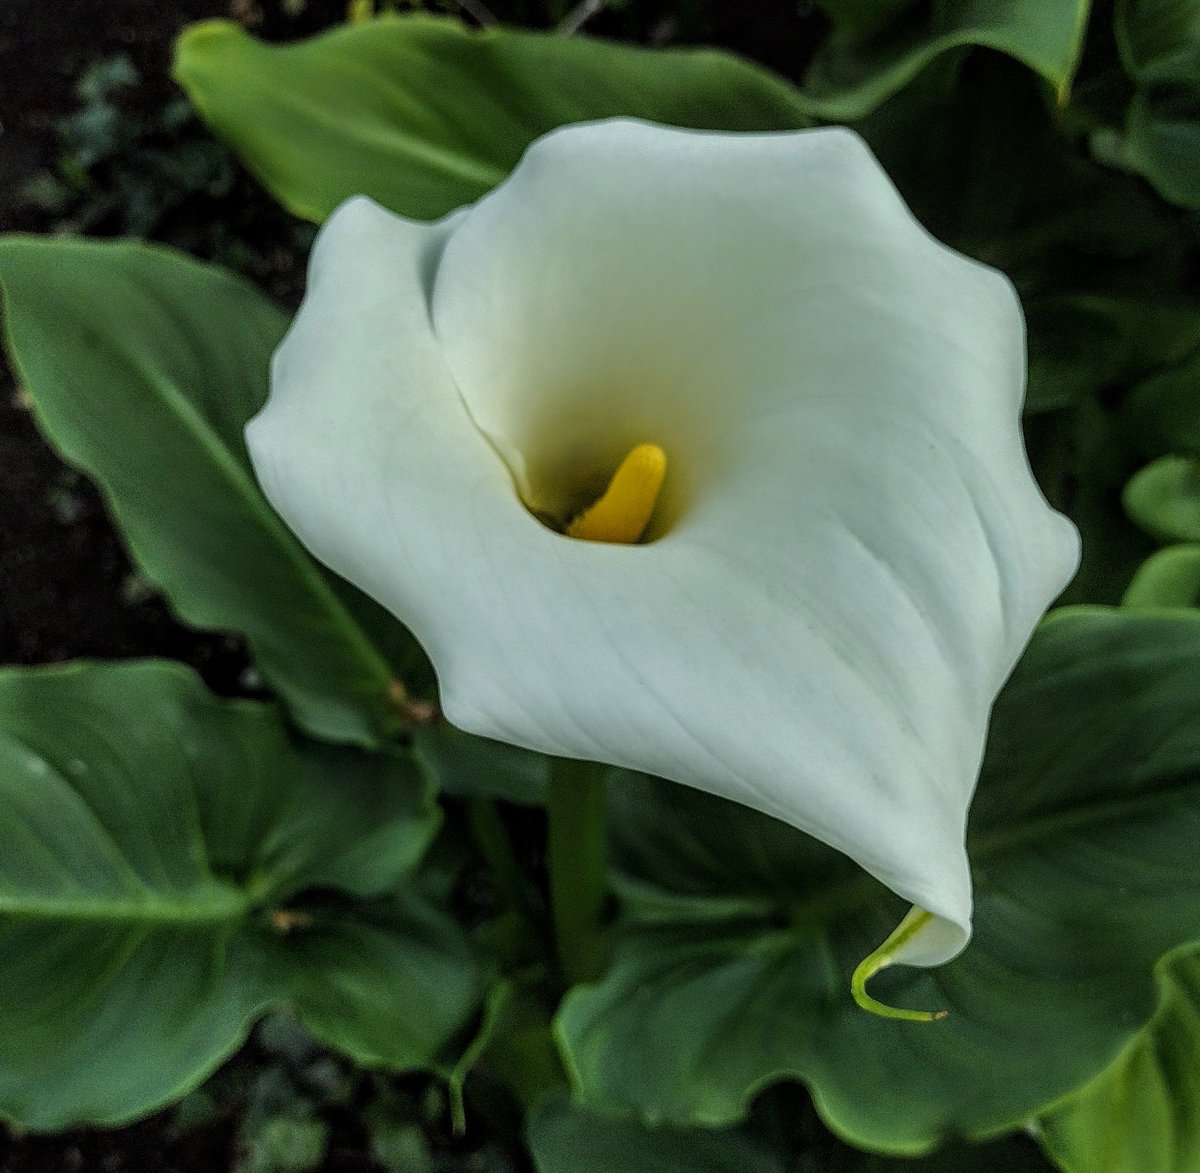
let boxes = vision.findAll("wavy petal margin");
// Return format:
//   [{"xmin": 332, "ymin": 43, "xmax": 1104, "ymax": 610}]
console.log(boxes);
[{"xmin": 248, "ymin": 121, "xmax": 1079, "ymax": 976}]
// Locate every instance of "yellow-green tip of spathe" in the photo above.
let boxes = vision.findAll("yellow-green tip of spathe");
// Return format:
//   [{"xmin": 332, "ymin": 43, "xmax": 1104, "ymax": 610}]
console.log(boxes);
[{"xmin": 851, "ymin": 908, "xmax": 950, "ymax": 1022}]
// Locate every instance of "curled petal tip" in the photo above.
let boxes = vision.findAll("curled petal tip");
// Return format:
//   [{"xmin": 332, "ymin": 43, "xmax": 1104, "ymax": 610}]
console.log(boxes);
[{"xmin": 851, "ymin": 908, "xmax": 951, "ymax": 1023}]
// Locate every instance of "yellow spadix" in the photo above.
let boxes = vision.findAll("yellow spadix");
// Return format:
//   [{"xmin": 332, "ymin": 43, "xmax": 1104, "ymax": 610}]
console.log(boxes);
[{"xmin": 566, "ymin": 443, "xmax": 667, "ymax": 545}]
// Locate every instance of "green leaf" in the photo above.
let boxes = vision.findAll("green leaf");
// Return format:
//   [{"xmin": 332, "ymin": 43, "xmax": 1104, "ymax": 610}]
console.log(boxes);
[
  {"xmin": 1117, "ymin": 0, "xmax": 1200, "ymax": 83},
  {"xmin": 1125, "ymin": 454, "xmax": 1200, "ymax": 542},
  {"xmin": 0, "ymin": 235, "xmax": 412, "ymax": 746},
  {"xmin": 556, "ymin": 609, "xmax": 1200, "ymax": 1152},
  {"xmin": 263, "ymin": 894, "xmax": 480, "ymax": 1075},
  {"xmin": 0, "ymin": 660, "xmax": 479, "ymax": 1131},
  {"xmin": 1126, "ymin": 87, "xmax": 1200, "ymax": 208},
  {"xmin": 528, "ymin": 1096, "xmax": 1059, "ymax": 1173},
  {"xmin": 172, "ymin": 16, "xmax": 812, "ymax": 224},
  {"xmin": 856, "ymin": 1136, "xmax": 1061, "ymax": 1172},
  {"xmin": 1040, "ymin": 947, "xmax": 1200, "ymax": 1173},
  {"xmin": 447, "ymin": 978, "xmax": 568, "ymax": 1127},
  {"xmin": 801, "ymin": 0, "xmax": 1093, "ymax": 121},
  {"xmin": 1123, "ymin": 544, "xmax": 1200, "ymax": 606},
  {"xmin": 1115, "ymin": 0, "xmax": 1200, "ymax": 207},
  {"xmin": 527, "ymin": 1096, "xmax": 787, "ymax": 1173}
]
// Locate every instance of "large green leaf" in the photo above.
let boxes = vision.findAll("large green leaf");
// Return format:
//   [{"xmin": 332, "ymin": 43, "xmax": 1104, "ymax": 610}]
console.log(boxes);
[
  {"xmin": 556, "ymin": 608, "xmax": 1200, "ymax": 1152},
  {"xmin": 0, "ymin": 235, "xmax": 414, "ymax": 745},
  {"xmin": 0, "ymin": 660, "xmax": 479, "ymax": 1131},
  {"xmin": 527, "ymin": 1096, "xmax": 1059, "ymax": 1173},
  {"xmin": 173, "ymin": 15, "xmax": 812, "ymax": 225},
  {"xmin": 1039, "ymin": 946, "xmax": 1200, "ymax": 1173},
  {"xmin": 174, "ymin": 16, "xmax": 816, "ymax": 224},
  {"xmin": 527, "ymin": 1097, "xmax": 787, "ymax": 1173},
  {"xmin": 801, "ymin": 0, "xmax": 1093, "ymax": 120}
]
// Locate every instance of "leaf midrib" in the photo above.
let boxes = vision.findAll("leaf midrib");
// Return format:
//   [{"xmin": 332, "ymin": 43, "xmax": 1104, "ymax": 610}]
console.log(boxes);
[
  {"xmin": 115, "ymin": 335, "xmax": 398, "ymax": 693},
  {"xmin": 0, "ymin": 883, "xmax": 249, "ymax": 927},
  {"xmin": 1, "ymin": 238, "xmax": 398, "ymax": 715}
]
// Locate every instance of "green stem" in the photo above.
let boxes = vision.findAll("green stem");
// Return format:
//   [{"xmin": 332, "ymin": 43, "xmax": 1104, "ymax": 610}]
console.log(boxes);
[{"xmin": 546, "ymin": 758, "xmax": 610, "ymax": 985}]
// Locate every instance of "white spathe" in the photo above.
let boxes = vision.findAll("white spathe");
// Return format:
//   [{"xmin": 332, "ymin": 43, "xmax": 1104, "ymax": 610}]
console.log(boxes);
[{"xmin": 248, "ymin": 120, "xmax": 1080, "ymax": 969}]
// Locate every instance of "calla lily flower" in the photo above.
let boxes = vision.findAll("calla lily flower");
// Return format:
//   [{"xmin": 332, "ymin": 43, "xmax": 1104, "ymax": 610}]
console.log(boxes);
[{"xmin": 247, "ymin": 120, "xmax": 1079, "ymax": 996}]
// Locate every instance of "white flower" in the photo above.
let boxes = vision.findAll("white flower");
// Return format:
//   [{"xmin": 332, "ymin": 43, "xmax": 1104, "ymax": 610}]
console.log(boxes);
[{"xmin": 247, "ymin": 120, "xmax": 1079, "ymax": 987}]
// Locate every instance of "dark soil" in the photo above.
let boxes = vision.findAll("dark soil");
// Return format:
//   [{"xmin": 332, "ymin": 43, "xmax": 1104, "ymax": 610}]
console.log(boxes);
[
  {"xmin": 0, "ymin": 1114, "xmax": 239, "ymax": 1173},
  {"xmin": 0, "ymin": 377, "xmax": 257, "ymax": 688}
]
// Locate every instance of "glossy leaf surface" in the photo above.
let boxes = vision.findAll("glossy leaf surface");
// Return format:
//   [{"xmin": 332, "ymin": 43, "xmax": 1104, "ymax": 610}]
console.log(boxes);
[
  {"xmin": 0, "ymin": 235, "xmax": 411, "ymax": 745},
  {"xmin": 557, "ymin": 609, "xmax": 1200, "ymax": 1151},
  {"xmin": 174, "ymin": 16, "xmax": 812, "ymax": 224},
  {"xmin": 528, "ymin": 1096, "xmax": 1059, "ymax": 1172},
  {"xmin": 0, "ymin": 661, "xmax": 476, "ymax": 1131},
  {"xmin": 1041, "ymin": 947, "xmax": 1200, "ymax": 1173}
]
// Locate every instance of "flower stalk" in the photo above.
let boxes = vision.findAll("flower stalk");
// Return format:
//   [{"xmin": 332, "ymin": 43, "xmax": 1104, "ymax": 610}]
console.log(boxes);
[{"xmin": 546, "ymin": 758, "xmax": 610, "ymax": 985}]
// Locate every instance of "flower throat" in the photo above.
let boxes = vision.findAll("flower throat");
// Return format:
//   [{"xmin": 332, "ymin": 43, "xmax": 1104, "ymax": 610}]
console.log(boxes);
[{"xmin": 564, "ymin": 443, "xmax": 666, "ymax": 545}]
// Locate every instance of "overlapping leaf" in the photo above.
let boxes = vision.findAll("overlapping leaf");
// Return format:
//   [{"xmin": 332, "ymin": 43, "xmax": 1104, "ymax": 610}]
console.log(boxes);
[
  {"xmin": 802, "ymin": 0, "xmax": 1093, "ymax": 120},
  {"xmin": 173, "ymin": 16, "xmax": 812, "ymax": 224},
  {"xmin": 527, "ymin": 1096, "xmax": 1059, "ymax": 1173},
  {"xmin": 527, "ymin": 1097, "xmax": 787, "ymax": 1173},
  {"xmin": 0, "ymin": 236, "xmax": 419, "ymax": 745},
  {"xmin": 556, "ymin": 608, "xmax": 1200, "ymax": 1152},
  {"xmin": 0, "ymin": 660, "xmax": 479, "ymax": 1131},
  {"xmin": 1040, "ymin": 947, "xmax": 1200, "ymax": 1173}
]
